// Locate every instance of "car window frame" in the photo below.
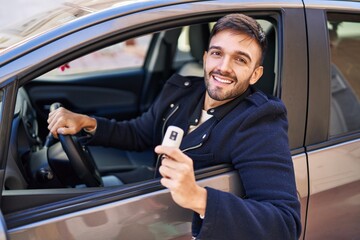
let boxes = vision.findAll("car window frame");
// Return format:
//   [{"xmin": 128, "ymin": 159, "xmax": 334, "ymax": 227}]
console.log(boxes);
[{"xmin": 304, "ymin": 3, "xmax": 360, "ymax": 150}]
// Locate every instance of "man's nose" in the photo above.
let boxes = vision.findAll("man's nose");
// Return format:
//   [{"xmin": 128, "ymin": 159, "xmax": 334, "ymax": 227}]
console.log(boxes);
[{"xmin": 217, "ymin": 56, "xmax": 232, "ymax": 73}]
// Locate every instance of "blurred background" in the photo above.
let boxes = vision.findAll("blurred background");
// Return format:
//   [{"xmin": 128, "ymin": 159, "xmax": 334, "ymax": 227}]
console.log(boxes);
[
  {"xmin": 0, "ymin": 0, "xmax": 153, "ymax": 73},
  {"xmin": 0, "ymin": 0, "xmax": 65, "ymax": 30}
]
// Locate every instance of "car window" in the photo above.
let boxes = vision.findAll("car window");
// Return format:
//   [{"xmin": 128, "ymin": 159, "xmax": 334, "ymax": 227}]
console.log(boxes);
[
  {"xmin": 7, "ymin": 17, "xmax": 278, "ymax": 189},
  {"xmin": 328, "ymin": 14, "xmax": 360, "ymax": 137},
  {"xmin": 43, "ymin": 34, "xmax": 152, "ymax": 77},
  {"xmin": 2, "ymin": 16, "xmax": 281, "ymax": 216}
]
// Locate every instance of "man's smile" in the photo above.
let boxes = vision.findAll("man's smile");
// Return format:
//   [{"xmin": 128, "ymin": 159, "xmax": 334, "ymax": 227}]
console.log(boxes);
[{"xmin": 211, "ymin": 74, "xmax": 235, "ymax": 85}]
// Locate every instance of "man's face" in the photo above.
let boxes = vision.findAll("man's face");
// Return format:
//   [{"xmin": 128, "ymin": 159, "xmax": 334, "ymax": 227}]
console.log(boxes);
[{"xmin": 203, "ymin": 30, "xmax": 263, "ymax": 107}]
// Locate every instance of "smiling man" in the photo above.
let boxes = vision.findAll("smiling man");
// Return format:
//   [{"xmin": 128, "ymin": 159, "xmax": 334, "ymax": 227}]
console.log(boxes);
[
  {"xmin": 203, "ymin": 29, "xmax": 264, "ymax": 108},
  {"xmin": 48, "ymin": 14, "xmax": 301, "ymax": 240}
]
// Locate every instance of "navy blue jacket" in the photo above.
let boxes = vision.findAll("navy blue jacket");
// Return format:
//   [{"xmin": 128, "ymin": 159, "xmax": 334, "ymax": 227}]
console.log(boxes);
[{"xmin": 89, "ymin": 74, "xmax": 301, "ymax": 239}]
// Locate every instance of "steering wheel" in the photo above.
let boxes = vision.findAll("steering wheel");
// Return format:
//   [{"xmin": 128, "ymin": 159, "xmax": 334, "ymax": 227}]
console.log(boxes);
[
  {"xmin": 58, "ymin": 133, "xmax": 103, "ymax": 187},
  {"xmin": 47, "ymin": 103, "xmax": 102, "ymax": 187}
]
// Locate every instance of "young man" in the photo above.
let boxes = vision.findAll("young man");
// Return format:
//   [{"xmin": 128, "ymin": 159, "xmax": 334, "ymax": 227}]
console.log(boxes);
[{"xmin": 48, "ymin": 14, "xmax": 301, "ymax": 239}]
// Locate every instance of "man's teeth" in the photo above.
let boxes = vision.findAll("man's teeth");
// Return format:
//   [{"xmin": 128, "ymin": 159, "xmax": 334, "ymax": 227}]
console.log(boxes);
[{"xmin": 214, "ymin": 76, "xmax": 232, "ymax": 84}]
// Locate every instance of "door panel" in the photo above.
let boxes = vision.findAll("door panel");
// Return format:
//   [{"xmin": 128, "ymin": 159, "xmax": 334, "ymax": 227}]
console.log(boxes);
[
  {"xmin": 292, "ymin": 153, "xmax": 309, "ymax": 240},
  {"xmin": 7, "ymin": 171, "xmax": 242, "ymax": 239},
  {"xmin": 28, "ymin": 85, "xmax": 137, "ymax": 113},
  {"xmin": 306, "ymin": 139, "xmax": 360, "ymax": 239},
  {"xmin": 24, "ymin": 69, "xmax": 145, "ymax": 139}
]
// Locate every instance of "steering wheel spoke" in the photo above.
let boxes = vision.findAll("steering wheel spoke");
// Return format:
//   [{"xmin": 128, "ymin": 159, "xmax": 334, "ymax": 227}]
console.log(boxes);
[{"xmin": 58, "ymin": 134, "xmax": 103, "ymax": 187}]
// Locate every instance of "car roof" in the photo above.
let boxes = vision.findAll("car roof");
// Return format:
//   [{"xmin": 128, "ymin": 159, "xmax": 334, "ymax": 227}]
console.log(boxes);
[{"xmin": 0, "ymin": 0, "xmax": 199, "ymax": 57}]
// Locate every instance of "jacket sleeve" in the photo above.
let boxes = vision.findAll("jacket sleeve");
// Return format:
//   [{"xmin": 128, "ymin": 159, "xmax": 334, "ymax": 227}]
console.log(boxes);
[
  {"xmin": 83, "ymin": 74, "xmax": 201, "ymax": 150},
  {"xmin": 192, "ymin": 100, "xmax": 301, "ymax": 239},
  {"xmin": 85, "ymin": 103, "xmax": 157, "ymax": 151}
]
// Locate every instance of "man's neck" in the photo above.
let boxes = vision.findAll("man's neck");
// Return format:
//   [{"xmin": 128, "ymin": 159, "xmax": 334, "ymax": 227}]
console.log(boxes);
[{"xmin": 203, "ymin": 92, "xmax": 234, "ymax": 111}]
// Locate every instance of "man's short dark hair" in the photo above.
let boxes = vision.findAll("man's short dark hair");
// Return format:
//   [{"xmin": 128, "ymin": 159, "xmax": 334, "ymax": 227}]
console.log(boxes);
[{"xmin": 210, "ymin": 13, "xmax": 267, "ymax": 65}]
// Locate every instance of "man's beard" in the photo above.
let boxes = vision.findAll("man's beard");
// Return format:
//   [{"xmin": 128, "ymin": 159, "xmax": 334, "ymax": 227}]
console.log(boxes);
[{"xmin": 204, "ymin": 70, "xmax": 250, "ymax": 101}]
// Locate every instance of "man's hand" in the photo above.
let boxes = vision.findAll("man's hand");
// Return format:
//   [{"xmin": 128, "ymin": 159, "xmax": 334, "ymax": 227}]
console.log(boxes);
[
  {"xmin": 155, "ymin": 146, "xmax": 207, "ymax": 216},
  {"xmin": 47, "ymin": 107, "xmax": 96, "ymax": 138}
]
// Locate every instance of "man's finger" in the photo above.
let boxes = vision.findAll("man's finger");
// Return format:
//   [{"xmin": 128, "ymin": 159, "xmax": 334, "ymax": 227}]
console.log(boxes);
[
  {"xmin": 57, "ymin": 127, "xmax": 67, "ymax": 135},
  {"xmin": 57, "ymin": 126, "xmax": 77, "ymax": 136},
  {"xmin": 155, "ymin": 146, "xmax": 186, "ymax": 162},
  {"xmin": 47, "ymin": 109, "xmax": 63, "ymax": 129},
  {"xmin": 159, "ymin": 162, "xmax": 178, "ymax": 178},
  {"xmin": 161, "ymin": 157, "xmax": 179, "ymax": 169},
  {"xmin": 160, "ymin": 177, "xmax": 176, "ymax": 190},
  {"xmin": 158, "ymin": 165, "xmax": 169, "ymax": 179}
]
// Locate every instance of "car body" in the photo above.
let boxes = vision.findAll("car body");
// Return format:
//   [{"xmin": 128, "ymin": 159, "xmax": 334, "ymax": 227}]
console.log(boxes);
[{"xmin": 0, "ymin": 0, "xmax": 359, "ymax": 239}]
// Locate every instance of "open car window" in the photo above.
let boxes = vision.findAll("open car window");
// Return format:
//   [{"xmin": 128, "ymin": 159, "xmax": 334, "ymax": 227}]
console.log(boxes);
[{"xmin": 2, "ymin": 16, "xmax": 278, "ymax": 216}]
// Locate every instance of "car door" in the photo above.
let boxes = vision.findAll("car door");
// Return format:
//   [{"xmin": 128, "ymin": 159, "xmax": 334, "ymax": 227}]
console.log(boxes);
[
  {"xmin": 303, "ymin": 0, "xmax": 360, "ymax": 239},
  {"xmin": 0, "ymin": 0, "xmax": 308, "ymax": 239}
]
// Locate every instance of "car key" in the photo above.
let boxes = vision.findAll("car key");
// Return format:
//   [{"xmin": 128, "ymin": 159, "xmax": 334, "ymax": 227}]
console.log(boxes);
[
  {"xmin": 161, "ymin": 125, "xmax": 184, "ymax": 148},
  {"xmin": 154, "ymin": 126, "xmax": 184, "ymax": 178}
]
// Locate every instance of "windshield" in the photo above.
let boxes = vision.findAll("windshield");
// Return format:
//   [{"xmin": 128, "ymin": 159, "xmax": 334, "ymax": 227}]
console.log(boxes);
[{"xmin": 0, "ymin": 0, "xmax": 132, "ymax": 51}]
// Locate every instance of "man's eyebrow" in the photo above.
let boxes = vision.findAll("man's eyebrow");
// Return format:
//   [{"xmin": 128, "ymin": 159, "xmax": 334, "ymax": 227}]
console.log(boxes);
[
  {"xmin": 209, "ymin": 45, "xmax": 221, "ymax": 51},
  {"xmin": 208, "ymin": 45, "xmax": 252, "ymax": 62},
  {"xmin": 235, "ymin": 50, "xmax": 252, "ymax": 62}
]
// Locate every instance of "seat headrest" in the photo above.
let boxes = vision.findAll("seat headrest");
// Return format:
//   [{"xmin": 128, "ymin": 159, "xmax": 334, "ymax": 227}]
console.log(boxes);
[{"xmin": 189, "ymin": 24, "xmax": 210, "ymax": 63}]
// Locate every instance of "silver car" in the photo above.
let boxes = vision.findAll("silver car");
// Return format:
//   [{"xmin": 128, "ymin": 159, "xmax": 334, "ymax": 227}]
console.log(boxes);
[{"xmin": 0, "ymin": 0, "xmax": 359, "ymax": 239}]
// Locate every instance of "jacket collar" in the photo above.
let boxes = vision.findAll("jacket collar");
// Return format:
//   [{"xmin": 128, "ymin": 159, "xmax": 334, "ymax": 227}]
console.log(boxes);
[{"xmin": 189, "ymin": 87, "xmax": 251, "ymax": 126}]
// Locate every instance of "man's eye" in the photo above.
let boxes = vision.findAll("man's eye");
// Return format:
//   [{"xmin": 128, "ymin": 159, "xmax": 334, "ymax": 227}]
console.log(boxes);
[
  {"xmin": 235, "ymin": 57, "xmax": 247, "ymax": 64},
  {"xmin": 210, "ymin": 51, "xmax": 221, "ymax": 56}
]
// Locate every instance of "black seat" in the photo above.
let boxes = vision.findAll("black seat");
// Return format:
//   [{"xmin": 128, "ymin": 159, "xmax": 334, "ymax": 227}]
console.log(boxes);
[
  {"xmin": 178, "ymin": 23, "xmax": 210, "ymax": 76},
  {"xmin": 254, "ymin": 25, "xmax": 276, "ymax": 96}
]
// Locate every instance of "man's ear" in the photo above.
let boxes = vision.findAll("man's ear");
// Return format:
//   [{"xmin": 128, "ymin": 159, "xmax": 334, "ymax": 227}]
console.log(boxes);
[{"xmin": 249, "ymin": 66, "xmax": 263, "ymax": 85}]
